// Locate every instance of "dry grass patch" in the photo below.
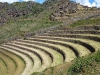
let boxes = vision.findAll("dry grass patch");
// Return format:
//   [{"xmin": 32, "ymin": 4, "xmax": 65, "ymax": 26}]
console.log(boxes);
[
  {"xmin": 0, "ymin": 58, "xmax": 7, "ymax": 75},
  {"xmin": 0, "ymin": 49, "xmax": 25, "ymax": 75},
  {"xmin": 0, "ymin": 46, "xmax": 33, "ymax": 75},
  {"xmin": 6, "ymin": 42, "xmax": 52, "ymax": 72},
  {"xmin": 0, "ymin": 51, "xmax": 16, "ymax": 75}
]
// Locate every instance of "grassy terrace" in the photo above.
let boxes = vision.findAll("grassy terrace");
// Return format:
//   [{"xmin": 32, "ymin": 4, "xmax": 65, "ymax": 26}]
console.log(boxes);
[
  {"xmin": 0, "ymin": 21, "xmax": 100, "ymax": 75},
  {"xmin": 0, "ymin": 45, "xmax": 41, "ymax": 73},
  {"xmin": 12, "ymin": 40, "xmax": 63, "ymax": 67},
  {"xmin": 0, "ymin": 50, "xmax": 16, "ymax": 75},
  {"xmin": 34, "ymin": 50, "xmax": 100, "ymax": 75},
  {"xmin": 15, "ymin": 40, "xmax": 76, "ymax": 62},
  {"xmin": 3, "ymin": 43, "xmax": 52, "ymax": 72},
  {"xmin": 0, "ymin": 25, "xmax": 100, "ymax": 75},
  {"xmin": 17, "ymin": 39, "xmax": 77, "ymax": 62},
  {"xmin": 32, "ymin": 36, "xmax": 99, "ymax": 51},
  {"xmin": 0, "ymin": 0, "xmax": 100, "ymax": 75},
  {"xmin": 28, "ymin": 37, "xmax": 91, "ymax": 56},
  {"xmin": 0, "ymin": 46, "xmax": 33, "ymax": 75},
  {"xmin": 0, "ymin": 58, "xmax": 7, "ymax": 75},
  {"xmin": 0, "ymin": 48, "xmax": 25, "ymax": 75},
  {"xmin": 30, "ymin": 25, "xmax": 100, "ymax": 75},
  {"xmin": 46, "ymin": 30, "xmax": 100, "ymax": 35},
  {"xmin": 35, "ymin": 33, "xmax": 100, "ymax": 51}
]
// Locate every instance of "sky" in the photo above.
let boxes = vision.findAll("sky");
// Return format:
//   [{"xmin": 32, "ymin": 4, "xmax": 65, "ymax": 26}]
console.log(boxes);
[
  {"xmin": 71, "ymin": 0, "xmax": 100, "ymax": 8},
  {"xmin": 0, "ymin": 0, "xmax": 100, "ymax": 8}
]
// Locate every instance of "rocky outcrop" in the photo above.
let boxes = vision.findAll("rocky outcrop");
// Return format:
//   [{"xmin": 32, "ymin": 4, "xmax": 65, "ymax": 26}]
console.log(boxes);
[
  {"xmin": 49, "ymin": 1, "xmax": 78, "ymax": 21},
  {"xmin": 0, "ymin": 1, "xmax": 45, "ymax": 25},
  {"xmin": 49, "ymin": 1, "xmax": 99, "ymax": 21}
]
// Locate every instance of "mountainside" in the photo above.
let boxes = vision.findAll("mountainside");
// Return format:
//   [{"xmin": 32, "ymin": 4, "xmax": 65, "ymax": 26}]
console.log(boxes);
[
  {"xmin": 0, "ymin": 1, "xmax": 45, "ymax": 25},
  {"xmin": 0, "ymin": 0, "xmax": 64, "ymax": 25},
  {"xmin": 0, "ymin": 0, "xmax": 100, "ymax": 75},
  {"xmin": 0, "ymin": 0, "xmax": 100, "ymax": 26}
]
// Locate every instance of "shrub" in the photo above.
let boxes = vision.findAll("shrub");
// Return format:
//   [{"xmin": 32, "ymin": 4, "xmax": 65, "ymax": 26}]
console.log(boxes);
[{"xmin": 67, "ymin": 50, "xmax": 100, "ymax": 75}]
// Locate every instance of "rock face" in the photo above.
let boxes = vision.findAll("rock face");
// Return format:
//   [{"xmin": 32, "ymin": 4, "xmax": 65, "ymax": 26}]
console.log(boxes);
[
  {"xmin": 49, "ymin": 0, "xmax": 99, "ymax": 21},
  {"xmin": 0, "ymin": 1, "xmax": 44, "ymax": 25},
  {"xmin": 49, "ymin": 1, "xmax": 78, "ymax": 21}
]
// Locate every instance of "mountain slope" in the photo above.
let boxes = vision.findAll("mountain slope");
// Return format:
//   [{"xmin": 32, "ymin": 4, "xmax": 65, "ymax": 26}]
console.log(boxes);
[{"xmin": 0, "ymin": 0, "xmax": 100, "ymax": 75}]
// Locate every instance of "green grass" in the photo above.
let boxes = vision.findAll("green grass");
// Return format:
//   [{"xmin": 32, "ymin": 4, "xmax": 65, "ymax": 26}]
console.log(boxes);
[
  {"xmin": 67, "ymin": 50, "xmax": 100, "ymax": 75},
  {"xmin": 70, "ymin": 19, "xmax": 100, "ymax": 27},
  {"xmin": 0, "ymin": 19, "xmax": 62, "ymax": 44}
]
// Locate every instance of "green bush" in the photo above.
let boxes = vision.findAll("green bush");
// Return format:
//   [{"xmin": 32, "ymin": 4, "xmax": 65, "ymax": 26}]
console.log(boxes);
[
  {"xmin": 94, "ymin": 51, "xmax": 100, "ymax": 62},
  {"xmin": 67, "ymin": 50, "xmax": 100, "ymax": 75}
]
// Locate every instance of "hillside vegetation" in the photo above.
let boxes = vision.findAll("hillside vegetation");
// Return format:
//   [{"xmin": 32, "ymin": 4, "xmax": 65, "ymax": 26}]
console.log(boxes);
[
  {"xmin": 32, "ymin": 51, "xmax": 100, "ymax": 75},
  {"xmin": 0, "ymin": 0, "xmax": 100, "ymax": 75}
]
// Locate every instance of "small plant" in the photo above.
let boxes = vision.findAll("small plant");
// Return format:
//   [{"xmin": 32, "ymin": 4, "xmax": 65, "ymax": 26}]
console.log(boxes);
[
  {"xmin": 23, "ymin": 37, "xmax": 27, "ymax": 40},
  {"xmin": 38, "ymin": 72, "xmax": 45, "ymax": 75},
  {"xmin": 55, "ymin": 71, "xmax": 64, "ymax": 75}
]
